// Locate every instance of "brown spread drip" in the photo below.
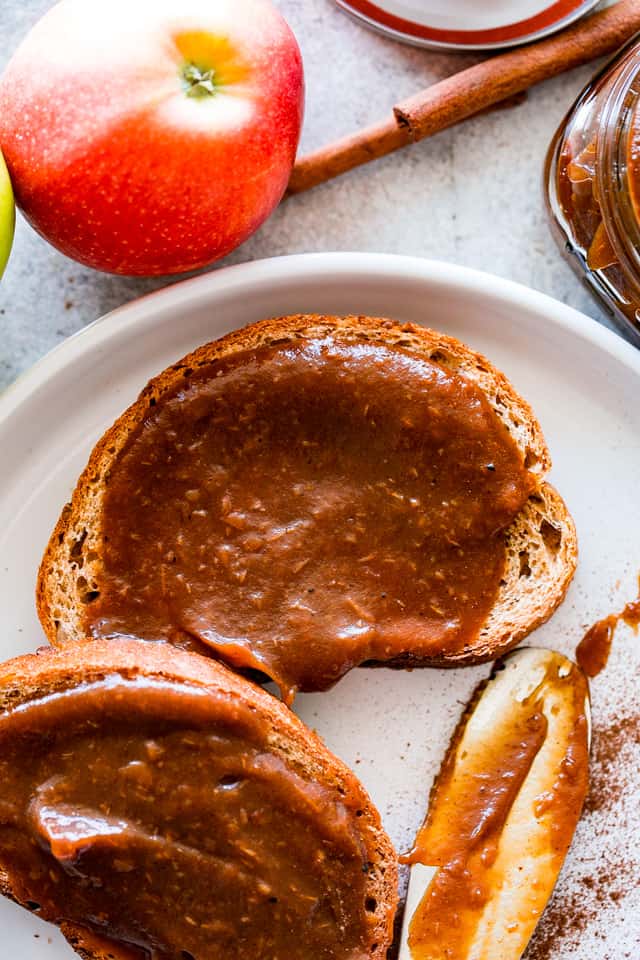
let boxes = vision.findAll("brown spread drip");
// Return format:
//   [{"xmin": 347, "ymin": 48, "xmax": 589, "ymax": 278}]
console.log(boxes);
[
  {"xmin": 576, "ymin": 579, "xmax": 640, "ymax": 678},
  {"xmin": 576, "ymin": 617, "xmax": 617, "ymax": 678},
  {"xmin": 560, "ymin": 139, "xmax": 615, "ymax": 272},
  {"xmin": 0, "ymin": 677, "xmax": 374, "ymax": 960},
  {"xmin": 400, "ymin": 662, "xmax": 589, "ymax": 960},
  {"xmin": 627, "ymin": 105, "xmax": 640, "ymax": 229},
  {"xmin": 88, "ymin": 338, "xmax": 535, "ymax": 701}
]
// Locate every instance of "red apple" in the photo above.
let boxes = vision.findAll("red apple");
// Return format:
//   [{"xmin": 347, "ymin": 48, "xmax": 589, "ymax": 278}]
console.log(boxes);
[{"xmin": 0, "ymin": 0, "xmax": 303, "ymax": 275}]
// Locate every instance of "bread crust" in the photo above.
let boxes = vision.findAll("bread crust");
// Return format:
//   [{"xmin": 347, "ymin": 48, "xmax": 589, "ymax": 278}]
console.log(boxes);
[
  {"xmin": 36, "ymin": 314, "xmax": 576, "ymax": 667},
  {"xmin": 0, "ymin": 639, "xmax": 398, "ymax": 960}
]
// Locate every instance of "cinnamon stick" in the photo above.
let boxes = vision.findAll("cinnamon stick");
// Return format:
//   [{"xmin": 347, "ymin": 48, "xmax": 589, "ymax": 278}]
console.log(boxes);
[{"xmin": 287, "ymin": 0, "xmax": 640, "ymax": 196}]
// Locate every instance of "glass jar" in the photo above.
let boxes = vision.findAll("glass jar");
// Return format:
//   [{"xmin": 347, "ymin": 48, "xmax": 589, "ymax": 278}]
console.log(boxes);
[{"xmin": 546, "ymin": 35, "xmax": 640, "ymax": 342}]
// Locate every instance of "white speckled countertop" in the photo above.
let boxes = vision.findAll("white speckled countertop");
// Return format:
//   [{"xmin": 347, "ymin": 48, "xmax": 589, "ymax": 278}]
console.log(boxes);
[{"xmin": 0, "ymin": 0, "xmax": 624, "ymax": 391}]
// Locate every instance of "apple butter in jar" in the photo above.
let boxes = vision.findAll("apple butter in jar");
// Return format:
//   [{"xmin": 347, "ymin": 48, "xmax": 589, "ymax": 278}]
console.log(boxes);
[{"xmin": 547, "ymin": 36, "xmax": 640, "ymax": 340}]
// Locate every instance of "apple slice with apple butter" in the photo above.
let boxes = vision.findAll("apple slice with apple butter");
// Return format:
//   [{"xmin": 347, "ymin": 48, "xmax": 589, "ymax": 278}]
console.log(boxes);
[{"xmin": 400, "ymin": 648, "xmax": 590, "ymax": 960}]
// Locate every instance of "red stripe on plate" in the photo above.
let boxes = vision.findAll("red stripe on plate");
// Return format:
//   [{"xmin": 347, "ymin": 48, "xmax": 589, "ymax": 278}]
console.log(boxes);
[{"xmin": 339, "ymin": 0, "xmax": 592, "ymax": 44}]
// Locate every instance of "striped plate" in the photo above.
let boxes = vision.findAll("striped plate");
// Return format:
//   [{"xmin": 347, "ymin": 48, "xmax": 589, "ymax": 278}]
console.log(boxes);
[{"xmin": 335, "ymin": 0, "xmax": 603, "ymax": 50}]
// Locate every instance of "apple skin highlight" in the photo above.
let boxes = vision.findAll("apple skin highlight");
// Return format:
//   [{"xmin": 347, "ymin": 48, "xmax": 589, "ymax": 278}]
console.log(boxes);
[{"xmin": 0, "ymin": 0, "xmax": 304, "ymax": 276}]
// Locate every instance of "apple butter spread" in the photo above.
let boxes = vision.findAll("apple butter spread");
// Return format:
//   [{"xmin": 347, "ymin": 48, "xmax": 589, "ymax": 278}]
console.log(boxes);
[
  {"xmin": 627, "ymin": 106, "xmax": 640, "ymax": 227},
  {"xmin": 0, "ymin": 674, "xmax": 377, "ymax": 959},
  {"xmin": 547, "ymin": 38, "xmax": 640, "ymax": 338},
  {"xmin": 576, "ymin": 578, "xmax": 640, "ymax": 678},
  {"xmin": 86, "ymin": 336, "xmax": 535, "ymax": 701},
  {"xmin": 401, "ymin": 650, "xmax": 590, "ymax": 960}
]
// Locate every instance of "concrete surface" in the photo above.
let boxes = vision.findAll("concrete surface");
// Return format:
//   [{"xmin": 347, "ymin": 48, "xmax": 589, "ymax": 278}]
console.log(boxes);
[{"xmin": 0, "ymin": 0, "xmax": 621, "ymax": 391}]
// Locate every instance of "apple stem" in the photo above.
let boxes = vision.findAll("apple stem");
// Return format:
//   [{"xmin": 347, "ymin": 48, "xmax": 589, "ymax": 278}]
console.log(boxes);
[{"xmin": 182, "ymin": 63, "xmax": 217, "ymax": 98}]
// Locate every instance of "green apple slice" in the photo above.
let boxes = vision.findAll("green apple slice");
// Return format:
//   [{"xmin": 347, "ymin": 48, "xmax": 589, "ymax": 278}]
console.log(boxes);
[{"xmin": 0, "ymin": 150, "xmax": 15, "ymax": 277}]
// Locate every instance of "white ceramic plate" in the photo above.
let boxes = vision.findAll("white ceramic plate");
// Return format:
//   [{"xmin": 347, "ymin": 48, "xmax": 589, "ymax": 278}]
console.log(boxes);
[
  {"xmin": 336, "ymin": 0, "xmax": 601, "ymax": 50},
  {"xmin": 0, "ymin": 253, "xmax": 638, "ymax": 958}
]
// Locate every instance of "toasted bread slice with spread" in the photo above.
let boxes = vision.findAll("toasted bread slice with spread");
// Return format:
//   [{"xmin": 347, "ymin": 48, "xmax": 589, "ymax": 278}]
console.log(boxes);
[
  {"xmin": 0, "ymin": 638, "xmax": 397, "ymax": 960},
  {"xmin": 37, "ymin": 315, "xmax": 577, "ymax": 699}
]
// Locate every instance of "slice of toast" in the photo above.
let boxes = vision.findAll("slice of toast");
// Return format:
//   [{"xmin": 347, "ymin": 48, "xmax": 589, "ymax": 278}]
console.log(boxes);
[
  {"xmin": 0, "ymin": 638, "xmax": 398, "ymax": 960},
  {"xmin": 37, "ymin": 314, "xmax": 577, "ymax": 686}
]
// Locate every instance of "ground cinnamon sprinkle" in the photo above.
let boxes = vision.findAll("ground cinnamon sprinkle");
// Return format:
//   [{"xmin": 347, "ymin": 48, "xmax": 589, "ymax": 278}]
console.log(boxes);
[
  {"xmin": 524, "ymin": 855, "xmax": 632, "ymax": 960},
  {"xmin": 524, "ymin": 710, "xmax": 639, "ymax": 959},
  {"xmin": 584, "ymin": 714, "xmax": 639, "ymax": 815}
]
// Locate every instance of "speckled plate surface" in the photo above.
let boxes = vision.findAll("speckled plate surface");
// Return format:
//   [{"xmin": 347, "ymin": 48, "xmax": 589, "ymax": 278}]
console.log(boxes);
[
  {"xmin": 0, "ymin": 253, "xmax": 638, "ymax": 958},
  {"xmin": 336, "ymin": 0, "xmax": 602, "ymax": 50}
]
